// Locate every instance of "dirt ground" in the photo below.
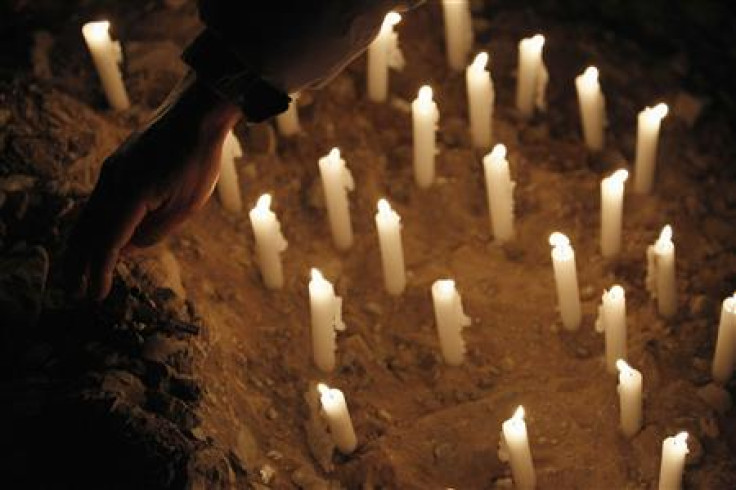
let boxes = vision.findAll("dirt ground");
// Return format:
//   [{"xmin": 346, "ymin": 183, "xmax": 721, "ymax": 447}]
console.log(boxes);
[{"xmin": 2, "ymin": 1, "xmax": 736, "ymax": 489}]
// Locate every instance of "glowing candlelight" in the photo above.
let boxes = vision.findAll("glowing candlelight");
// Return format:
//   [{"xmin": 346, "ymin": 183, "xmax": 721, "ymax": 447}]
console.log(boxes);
[
  {"xmin": 712, "ymin": 293, "xmax": 736, "ymax": 384},
  {"xmin": 318, "ymin": 148, "xmax": 354, "ymax": 250},
  {"xmin": 658, "ymin": 432, "xmax": 689, "ymax": 490},
  {"xmin": 441, "ymin": 0, "xmax": 472, "ymax": 70},
  {"xmin": 248, "ymin": 194, "xmax": 288, "ymax": 289},
  {"xmin": 646, "ymin": 225, "xmax": 677, "ymax": 318},
  {"xmin": 501, "ymin": 406, "xmax": 536, "ymax": 490},
  {"xmin": 216, "ymin": 130, "xmax": 243, "ymax": 213},
  {"xmin": 412, "ymin": 85, "xmax": 440, "ymax": 188},
  {"xmin": 309, "ymin": 269, "xmax": 345, "ymax": 372},
  {"xmin": 375, "ymin": 199, "xmax": 406, "ymax": 295},
  {"xmin": 466, "ymin": 52, "xmax": 495, "ymax": 149},
  {"xmin": 600, "ymin": 169, "xmax": 629, "ymax": 257},
  {"xmin": 549, "ymin": 232, "xmax": 582, "ymax": 330},
  {"xmin": 81, "ymin": 20, "xmax": 130, "ymax": 110},
  {"xmin": 367, "ymin": 12, "xmax": 404, "ymax": 102},
  {"xmin": 317, "ymin": 383, "xmax": 357, "ymax": 454},
  {"xmin": 634, "ymin": 103, "xmax": 669, "ymax": 194},
  {"xmin": 616, "ymin": 359, "xmax": 643, "ymax": 438},
  {"xmin": 482, "ymin": 144, "xmax": 515, "ymax": 242},
  {"xmin": 597, "ymin": 285, "xmax": 627, "ymax": 373},
  {"xmin": 516, "ymin": 34, "xmax": 547, "ymax": 118},
  {"xmin": 431, "ymin": 279, "xmax": 471, "ymax": 366},
  {"xmin": 575, "ymin": 66, "xmax": 606, "ymax": 151}
]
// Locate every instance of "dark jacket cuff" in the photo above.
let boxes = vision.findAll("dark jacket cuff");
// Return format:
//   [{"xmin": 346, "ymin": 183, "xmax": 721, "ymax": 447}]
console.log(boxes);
[{"xmin": 182, "ymin": 30, "xmax": 291, "ymax": 123}]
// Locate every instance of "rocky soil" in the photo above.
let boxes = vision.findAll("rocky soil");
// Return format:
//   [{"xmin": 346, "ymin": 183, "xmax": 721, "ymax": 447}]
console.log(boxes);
[{"xmin": 1, "ymin": 1, "xmax": 735, "ymax": 489}]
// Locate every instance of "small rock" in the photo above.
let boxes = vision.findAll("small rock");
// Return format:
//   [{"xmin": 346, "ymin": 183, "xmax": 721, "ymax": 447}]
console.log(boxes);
[
  {"xmin": 696, "ymin": 383, "xmax": 732, "ymax": 415},
  {"xmin": 363, "ymin": 302, "xmax": 382, "ymax": 316},
  {"xmin": 260, "ymin": 464, "xmax": 276, "ymax": 484},
  {"xmin": 266, "ymin": 407, "xmax": 278, "ymax": 420}
]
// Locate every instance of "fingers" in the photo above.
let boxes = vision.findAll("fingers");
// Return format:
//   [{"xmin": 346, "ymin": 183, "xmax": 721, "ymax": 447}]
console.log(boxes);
[{"xmin": 130, "ymin": 199, "xmax": 195, "ymax": 248}]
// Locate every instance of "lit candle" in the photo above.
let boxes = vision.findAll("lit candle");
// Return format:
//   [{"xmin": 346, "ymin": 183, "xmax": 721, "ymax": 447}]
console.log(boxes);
[
  {"xmin": 367, "ymin": 12, "xmax": 403, "ymax": 103},
  {"xmin": 276, "ymin": 94, "xmax": 301, "ymax": 136},
  {"xmin": 575, "ymin": 66, "xmax": 606, "ymax": 151},
  {"xmin": 318, "ymin": 148, "xmax": 355, "ymax": 250},
  {"xmin": 600, "ymin": 169, "xmax": 629, "ymax": 258},
  {"xmin": 482, "ymin": 144, "xmax": 515, "ymax": 242},
  {"xmin": 375, "ymin": 199, "xmax": 406, "ymax": 295},
  {"xmin": 634, "ymin": 103, "xmax": 668, "ymax": 194},
  {"xmin": 712, "ymin": 293, "xmax": 736, "ymax": 384},
  {"xmin": 431, "ymin": 279, "xmax": 471, "ymax": 366},
  {"xmin": 309, "ymin": 269, "xmax": 345, "ymax": 372},
  {"xmin": 81, "ymin": 21, "xmax": 130, "ymax": 110},
  {"xmin": 658, "ymin": 432, "xmax": 689, "ymax": 490},
  {"xmin": 216, "ymin": 130, "xmax": 243, "ymax": 213},
  {"xmin": 596, "ymin": 285, "xmax": 627, "ymax": 373},
  {"xmin": 412, "ymin": 86, "xmax": 440, "ymax": 188},
  {"xmin": 616, "ymin": 359, "xmax": 643, "ymax": 438},
  {"xmin": 549, "ymin": 232, "xmax": 582, "ymax": 330},
  {"xmin": 501, "ymin": 406, "xmax": 536, "ymax": 490},
  {"xmin": 466, "ymin": 52, "xmax": 495, "ymax": 150},
  {"xmin": 646, "ymin": 225, "xmax": 677, "ymax": 318},
  {"xmin": 248, "ymin": 194, "xmax": 288, "ymax": 290},
  {"xmin": 441, "ymin": 0, "xmax": 472, "ymax": 71},
  {"xmin": 317, "ymin": 383, "xmax": 357, "ymax": 454},
  {"xmin": 515, "ymin": 34, "xmax": 547, "ymax": 118}
]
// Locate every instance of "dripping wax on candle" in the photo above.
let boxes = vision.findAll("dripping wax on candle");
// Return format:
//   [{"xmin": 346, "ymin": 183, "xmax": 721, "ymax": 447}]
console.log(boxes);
[
  {"xmin": 466, "ymin": 52, "xmax": 495, "ymax": 150},
  {"xmin": 482, "ymin": 144, "xmax": 515, "ymax": 242},
  {"xmin": 600, "ymin": 169, "xmax": 629, "ymax": 257},
  {"xmin": 375, "ymin": 199, "xmax": 406, "ymax": 295},
  {"xmin": 217, "ymin": 130, "xmax": 244, "ymax": 213},
  {"xmin": 596, "ymin": 285, "xmax": 627, "ymax": 373},
  {"xmin": 81, "ymin": 20, "xmax": 130, "ymax": 110},
  {"xmin": 712, "ymin": 293, "xmax": 736, "ymax": 384},
  {"xmin": 575, "ymin": 66, "xmax": 606, "ymax": 151},
  {"xmin": 431, "ymin": 279, "xmax": 471, "ymax": 366},
  {"xmin": 549, "ymin": 232, "xmax": 582, "ymax": 330},
  {"xmin": 249, "ymin": 194, "xmax": 288, "ymax": 289},
  {"xmin": 658, "ymin": 432, "xmax": 688, "ymax": 490},
  {"xmin": 616, "ymin": 359, "xmax": 643, "ymax": 438},
  {"xmin": 635, "ymin": 103, "xmax": 669, "ymax": 194},
  {"xmin": 646, "ymin": 225, "xmax": 677, "ymax": 318},
  {"xmin": 516, "ymin": 34, "xmax": 547, "ymax": 118},
  {"xmin": 412, "ymin": 85, "xmax": 440, "ymax": 188},
  {"xmin": 367, "ymin": 12, "xmax": 404, "ymax": 103},
  {"xmin": 309, "ymin": 269, "xmax": 345, "ymax": 372},
  {"xmin": 318, "ymin": 148, "xmax": 355, "ymax": 250},
  {"xmin": 501, "ymin": 406, "xmax": 536, "ymax": 490},
  {"xmin": 317, "ymin": 383, "xmax": 357, "ymax": 454}
]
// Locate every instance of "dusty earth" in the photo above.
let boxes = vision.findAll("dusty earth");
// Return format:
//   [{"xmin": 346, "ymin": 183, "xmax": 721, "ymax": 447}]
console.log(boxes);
[{"xmin": 2, "ymin": 1, "xmax": 736, "ymax": 489}]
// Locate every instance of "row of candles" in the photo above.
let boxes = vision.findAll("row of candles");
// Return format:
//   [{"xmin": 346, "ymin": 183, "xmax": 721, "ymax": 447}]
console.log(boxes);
[{"xmin": 78, "ymin": 10, "xmax": 729, "ymax": 490}]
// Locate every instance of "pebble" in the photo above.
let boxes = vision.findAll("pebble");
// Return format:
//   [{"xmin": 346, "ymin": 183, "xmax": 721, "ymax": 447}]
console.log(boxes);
[
  {"xmin": 259, "ymin": 464, "xmax": 276, "ymax": 484},
  {"xmin": 363, "ymin": 302, "xmax": 383, "ymax": 316},
  {"xmin": 696, "ymin": 383, "xmax": 732, "ymax": 415},
  {"xmin": 266, "ymin": 407, "xmax": 278, "ymax": 420}
]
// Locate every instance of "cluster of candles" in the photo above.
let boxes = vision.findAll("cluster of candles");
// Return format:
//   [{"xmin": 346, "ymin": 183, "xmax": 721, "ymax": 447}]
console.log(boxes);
[{"xmin": 79, "ymin": 5, "xmax": 734, "ymax": 488}]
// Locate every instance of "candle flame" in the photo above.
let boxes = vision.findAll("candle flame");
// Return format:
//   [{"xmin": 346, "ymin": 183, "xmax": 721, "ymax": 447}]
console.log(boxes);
[
  {"xmin": 418, "ymin": 85, "xmax": 433, "ymax": 103},
  {"xmin": 83, "ymin": 20, "xmax": 111, "ymax": 41},
  {"xmin": 377, "ymin": 198, "xmax": 392, "ymax": 214},
  {"xmin": 725, "ymin": 295, "xmax": 736, "ymax": 314},
  {"xmin": 527, "ymin": 34, "xmax": 545, "ymax": 50},
  {"xmin": 616, "ymin": 359, "xmax": 633, "ymax": 376},
  {"xmin": 607, "ymin": 169, "xmax": 629, "ymax": 184},
  {"xmin": 608, "ymin": 284, "xmax": 625, "ymax": 300},
  {"xmin": 674, "ymin": 431, "xmax": 689, "ymax": 447},
  {"xmin": 327, "ymin": 147, "xmax": 341, "ymax": 163},
  {"xmin": 384, "ymin": 11, "xmax": 402, "ymax": 28},
  {"xmin": 255, "ymin": 193, "xmax": 272, "ymax": 212},
  {"xmin": 488, "ymin": 143, "xmax": 507, "ymax": 162},
  {"xmin": 317, "ymin": 383, "xmax": 330, "ymax": 396},
  {"xmin": 549, "ymin": 232, "xmax": 570, "ymax": 248},
  {"xmin": 582, "ymin": 66, "xmax": 599, "ymax": 84},
  {"xmin": 652, "ymin": 103, "xmax": 669, "ymax": 120},
  {"xmin": 659, "ymin": 224, "xmax": 673, "ymax": 243},
  {"xmin": 471, "ymin": 52, "xmax": 489, "ymax": 71},
  {"xmin": 310, "ymin": 268, "xmax": 325, "ymax": 282},
  {"xmin": 512, "ymin": 405, "xmax": 525, "ymax": 422}
]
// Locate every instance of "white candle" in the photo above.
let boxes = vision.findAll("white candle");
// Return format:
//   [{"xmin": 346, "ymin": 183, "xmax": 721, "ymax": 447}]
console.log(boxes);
[
  {"xmin": 515, "ymin": 34, "xmax": 547, "ymax": 118},
  {"xmin": 501, "ymin": 406, "xmax": 536, "ymax": 490},
  {"xmin": 466, "ymin": 52, "xmax": 495, "ymax": 150},
  {"xmin": 318, "ymin": 148, "xmax": 354, "ymax": 250},
  {"xmin": 616, "ymin": 359, "xmax": 643, "ymax": 438},
  {"xmin": 596, "ymin": 285, "xmax": 627, "ymax": 373},
  {"xmin": 412, "ymin": 86, "xmax": 440, "ymax": 188},
  {"xmin": 317, "ymin": 383, "xmax": 357, "ymax": 454},
  {"xmin": 367, "ymin": 12, "xmax": 404, "ymax": 103},
  {"xmin": 276, "ymin": 94, "xmax": 301, "ymax": 136},
  {"xmin": 712, "ymin": 294, "xmax": 736, "ymax": 384},
  {"xmin": 549, "ymin": 232, "xmax": 582, "ymax": 330},
  {"xmin": 441, "ymin": 0, "xmax": 472, "ymax": 71},
  {"xmin": 600, "ymin": 169, "xmax": 629, "ymax": 257},
  {"xmin": 431, "ymin": 279, "xmax": 471, "ymax": 366},
  {"xmin": 482, "ymin": 144, "xmax": 515, "ymax": 242},
  {"xmin": 216, "ymin": 130, "xmax": 243, "ymax": 213},
  {"xmin": 634, "ymin": 103, "xmax": 669, "ymax": 194},
  {"xmin": 375, "ymin": 199, "xmax": 406, "ymax": 295},
  {"xmin": 646, "ymin": 225, "xmax": 677, "ymax": 318},
  {"xmin": 575, "ymin": 66, "xmax": 606, "ymax": 151},
  {"xmin": 81, "ymin": 21, "xmax": 130, "ymax": 110},
  {"xmin": 309, "ymin": 269, "xmax": 345, "ymax": 372},
  {"xmin": 658, "ymin": 432, "xmax": 689, "ymax": 490},
  {"xmin": 248, "ymin": 194, "xmax": 288, "ymax": 290}
]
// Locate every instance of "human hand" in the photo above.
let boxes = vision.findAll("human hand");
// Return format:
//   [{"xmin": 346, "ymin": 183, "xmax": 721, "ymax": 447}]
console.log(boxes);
[{"xmin": 65, "ymin": 73, "xmax": 241, "ymax": 300}]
